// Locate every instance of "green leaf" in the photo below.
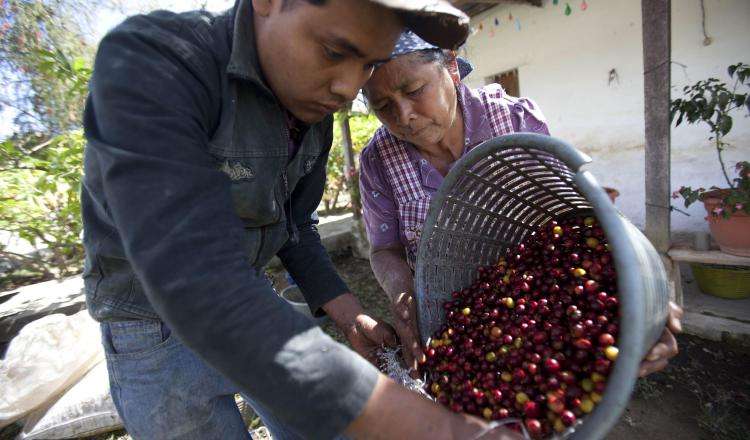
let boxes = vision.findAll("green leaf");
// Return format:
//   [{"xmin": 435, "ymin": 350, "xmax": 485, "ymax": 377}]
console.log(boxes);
[
  {"xmin": 717, "ymin": 115, "xmax": 733, "ymax": 136},
  {"xmin": 728, "ymin": 64, "xmax": 738, "ymax": 78},
  {"xmin": 717, "ymin": 91, "xmax": 730, "ymax": 109}
]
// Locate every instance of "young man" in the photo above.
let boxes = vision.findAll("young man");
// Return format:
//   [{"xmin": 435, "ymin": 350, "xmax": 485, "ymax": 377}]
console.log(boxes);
[{"xmin": 82, "ymin": 0, "xmax": 523, "ymax": 438}]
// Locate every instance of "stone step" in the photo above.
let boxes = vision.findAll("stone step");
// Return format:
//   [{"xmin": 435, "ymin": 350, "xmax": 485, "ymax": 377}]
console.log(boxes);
[{"xmin": 682, "ymin": 310, "xmax": 750, "ymax": 349}]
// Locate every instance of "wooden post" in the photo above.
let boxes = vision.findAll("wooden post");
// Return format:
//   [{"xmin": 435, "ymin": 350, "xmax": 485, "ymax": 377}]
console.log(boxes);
[
  {"xmin": 642, "ymin": 0, "xmax": 671, "ymax": 253},
  {"xmin": 339, "ymin": 110, "xmax": 370, "ymax": 258},
  {"xmin": 339, "ymin": 110, "xmax": 361, "ymax": 219}
]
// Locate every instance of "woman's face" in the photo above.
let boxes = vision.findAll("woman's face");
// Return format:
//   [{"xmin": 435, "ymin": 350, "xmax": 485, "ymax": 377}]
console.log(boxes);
[{"xmin": 364, "ymin": 52, "xmax": 460, "ymax": 147}]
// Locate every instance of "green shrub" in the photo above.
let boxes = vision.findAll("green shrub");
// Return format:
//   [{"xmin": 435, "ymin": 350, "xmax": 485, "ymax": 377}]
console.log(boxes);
[
  {"xmin": 0, "ymin": 129, "xmax": 85, "ymax": 279},
  {"xmin": 323, "ymin": 111, "xmax": 381, "ymax": 213}
]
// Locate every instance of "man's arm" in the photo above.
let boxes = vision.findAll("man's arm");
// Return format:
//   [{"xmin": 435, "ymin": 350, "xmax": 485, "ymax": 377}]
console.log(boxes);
[
  {"xmin": 276, "ymin": 124, "xmax": 398, "ymax": 361},
  {"xmin": 275, "ymin": 132, "xmax": 350, "ymax": 315},
  {"xmin": 345, "ymin": 374, "xmax": 525, "ymax": 440}
]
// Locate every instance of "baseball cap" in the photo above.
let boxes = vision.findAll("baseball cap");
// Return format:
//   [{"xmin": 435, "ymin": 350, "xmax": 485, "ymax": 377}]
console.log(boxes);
[{"xmin": 368, "ymin": 0, "xmax": 470, "ymax": 50}]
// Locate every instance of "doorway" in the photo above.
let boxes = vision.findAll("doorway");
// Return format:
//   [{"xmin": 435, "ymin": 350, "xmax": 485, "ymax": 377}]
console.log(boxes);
[{"xmin": 492, "ymin": 68, "xmax": 520, "ymax": 97}]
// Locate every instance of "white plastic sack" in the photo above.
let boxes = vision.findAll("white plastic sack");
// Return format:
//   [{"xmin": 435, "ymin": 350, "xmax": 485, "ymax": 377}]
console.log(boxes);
[
  {"xmin": 19, "ymin": 361, "xmax": 122, "ymax": 439},
  {"xmin": 0, "ymin": 310, "xmax": 103, "ymax": 427}
]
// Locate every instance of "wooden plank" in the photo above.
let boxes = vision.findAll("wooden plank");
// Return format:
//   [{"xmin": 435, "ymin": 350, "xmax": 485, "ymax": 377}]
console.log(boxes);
[
  {"xmin": 669, "ymin": 258, "xmax": 683, "ymax": 306},
  {"xmin": 339, "ymin": 112, "xmax": 361, "ymax": 219},
  {"xmin": 667, "ymin": 247, "xmax": 750, "ymax": 266},
  {"xmin": 642, "ymin": 0, "xmax": 671, "ymax": 253}
]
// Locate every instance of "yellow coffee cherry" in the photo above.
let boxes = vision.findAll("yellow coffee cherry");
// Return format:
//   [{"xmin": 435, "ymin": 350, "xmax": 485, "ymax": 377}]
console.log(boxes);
[
  {"xmin": 581, "ymin": 378, "xmax": 594, "ymax": 392},
  {"xmin": 483, "ymin": 407, "xmax": 493, "ymax": 420},
  {"xmin": 580, "ymin": 398, "xmax": 594, "ymax": 413}
]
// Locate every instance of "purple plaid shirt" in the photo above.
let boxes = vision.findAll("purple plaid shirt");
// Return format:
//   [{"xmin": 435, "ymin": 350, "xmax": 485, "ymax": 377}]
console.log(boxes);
[{"xmin": 359, "ymin": 83, "xmax": 550, "ymax": 249}]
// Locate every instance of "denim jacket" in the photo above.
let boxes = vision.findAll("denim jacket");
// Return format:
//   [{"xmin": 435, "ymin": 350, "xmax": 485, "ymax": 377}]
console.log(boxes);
[{"xmin": 81, "ymin": 1, "xmax": 378, "ymax": 437}]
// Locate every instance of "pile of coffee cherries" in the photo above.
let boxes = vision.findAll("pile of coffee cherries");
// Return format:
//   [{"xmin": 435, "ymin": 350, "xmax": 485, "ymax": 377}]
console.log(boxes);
[{"xmin": 421, "ymin": 216, "xmax": 619, "ymax": 438}]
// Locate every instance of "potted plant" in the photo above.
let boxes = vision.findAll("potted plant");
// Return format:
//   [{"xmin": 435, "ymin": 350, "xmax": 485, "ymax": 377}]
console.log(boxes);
[{"xmin": 671, "ymin": 62, "xmax": 750, "ymax": 258}]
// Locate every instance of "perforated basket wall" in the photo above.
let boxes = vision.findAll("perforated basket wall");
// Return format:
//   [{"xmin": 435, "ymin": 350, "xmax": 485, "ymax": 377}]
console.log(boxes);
[{"xmin": 414, "ymin": 133, "xmax": 670, "ymax": 440}]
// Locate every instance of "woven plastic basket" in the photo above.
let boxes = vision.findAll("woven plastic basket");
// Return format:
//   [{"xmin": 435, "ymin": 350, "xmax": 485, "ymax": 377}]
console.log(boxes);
[
  {"xmin": 415, "ymin": 133, "xmax": 670, "ymax": 440},
  {"xmin": 690, "ymin": 263, "xmax": 750, "ymax": 299}
]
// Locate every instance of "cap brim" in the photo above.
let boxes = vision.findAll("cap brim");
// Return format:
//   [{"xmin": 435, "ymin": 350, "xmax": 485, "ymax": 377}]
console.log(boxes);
[{"xmin": 369, "ymin": 0, "xmax": 470, "ymax": 50}]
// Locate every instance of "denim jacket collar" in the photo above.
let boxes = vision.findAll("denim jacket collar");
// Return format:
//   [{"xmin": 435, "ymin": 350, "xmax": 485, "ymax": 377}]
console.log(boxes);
[{"xmin": 226, "ymin": 0, "xmax": 270, "ymax": 93}]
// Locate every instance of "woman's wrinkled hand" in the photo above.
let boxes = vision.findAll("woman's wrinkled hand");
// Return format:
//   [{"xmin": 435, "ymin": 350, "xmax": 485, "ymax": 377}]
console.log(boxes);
[
  {"xmin": 391, "ymin": 291, "xmax": 425, "ymax": 377},
  {"xmin": 639, "ymin": 301, "xmax": 683, "ymax": 377}
]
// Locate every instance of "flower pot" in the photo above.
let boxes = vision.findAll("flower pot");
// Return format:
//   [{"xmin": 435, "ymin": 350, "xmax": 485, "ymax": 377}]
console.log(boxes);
[
  {"xmin": 689, "ymin": 263, "xmax": 750, "ymax": 299},
  {"xmin": 702, "ymin": 193, "xmax": 750, "ymax": 257}
]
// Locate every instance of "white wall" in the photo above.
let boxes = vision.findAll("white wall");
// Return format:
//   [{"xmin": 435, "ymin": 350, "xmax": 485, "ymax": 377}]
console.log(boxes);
[{"xmin": 461, "ymin": 0, "xmax": 750, "ymax": 233}]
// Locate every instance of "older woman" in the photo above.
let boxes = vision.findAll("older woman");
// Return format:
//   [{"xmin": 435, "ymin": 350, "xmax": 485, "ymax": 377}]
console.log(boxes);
[{"xmin": 359, "ymin": 31, "xmax": 682, "ymax": 376}]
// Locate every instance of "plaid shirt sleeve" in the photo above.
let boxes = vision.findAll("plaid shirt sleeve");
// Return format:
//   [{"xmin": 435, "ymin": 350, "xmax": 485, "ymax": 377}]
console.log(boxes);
[{"xmin": 359, "ymin": 141, "xmax": 401, "ymax": 247}]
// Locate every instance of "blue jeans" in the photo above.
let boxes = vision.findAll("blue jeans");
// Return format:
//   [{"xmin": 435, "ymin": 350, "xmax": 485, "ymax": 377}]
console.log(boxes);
[{"xmin": 101, "ymin": 319, "xmax": 307, "ymax": 440}]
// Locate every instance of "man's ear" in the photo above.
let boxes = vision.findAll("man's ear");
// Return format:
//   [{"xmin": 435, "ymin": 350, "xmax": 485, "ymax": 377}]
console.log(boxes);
[{"xmin": 252, "ymin": 0, "xmax": 273, "ymax": 17}]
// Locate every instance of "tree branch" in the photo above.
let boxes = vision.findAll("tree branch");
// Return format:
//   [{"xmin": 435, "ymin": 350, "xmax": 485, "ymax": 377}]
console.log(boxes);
[{"xmin": 0, "ymin": 249, "xmax": 55, "ymax": 277}]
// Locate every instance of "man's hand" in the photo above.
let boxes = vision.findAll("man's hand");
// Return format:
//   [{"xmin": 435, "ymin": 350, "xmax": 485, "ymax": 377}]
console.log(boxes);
[
  {"xmin": 322, "ymin": 293, "xmax": 397, "ymax": 364},
  {"xmin": 639, "ymin": 301, "xmax": 683, "ymax": 377},
  {"xmin": 342, "ymin": 314, "xmax": 398, "ymax": 364},
  {"xmin": 391, "ymin": 291, "xmax": 425, "ymax": 376}
]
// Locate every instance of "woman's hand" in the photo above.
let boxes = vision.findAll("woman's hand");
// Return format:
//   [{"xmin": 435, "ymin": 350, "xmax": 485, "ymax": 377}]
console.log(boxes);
[
  {"xmin": 391, "ymin": 291, "xmax": 425, "ymax": 376},
  {"xmin": 369, "ymin": 243, "xmax": 426, "ymax": 375},
  {"xmin": 639, "ymin": 301, "xmax": 683, "ymax": 376}
]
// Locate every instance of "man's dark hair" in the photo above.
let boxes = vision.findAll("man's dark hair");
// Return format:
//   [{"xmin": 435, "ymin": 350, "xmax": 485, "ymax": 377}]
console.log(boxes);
[{"xmin": 281, "ymin": 0, "xmax": 328, "ymax": 10}]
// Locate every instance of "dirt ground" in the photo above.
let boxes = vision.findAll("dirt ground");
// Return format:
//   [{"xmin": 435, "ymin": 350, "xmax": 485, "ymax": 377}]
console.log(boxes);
[{"xmin": 2, "ymin": 248, "xmax": 748, "ymax": 440}]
